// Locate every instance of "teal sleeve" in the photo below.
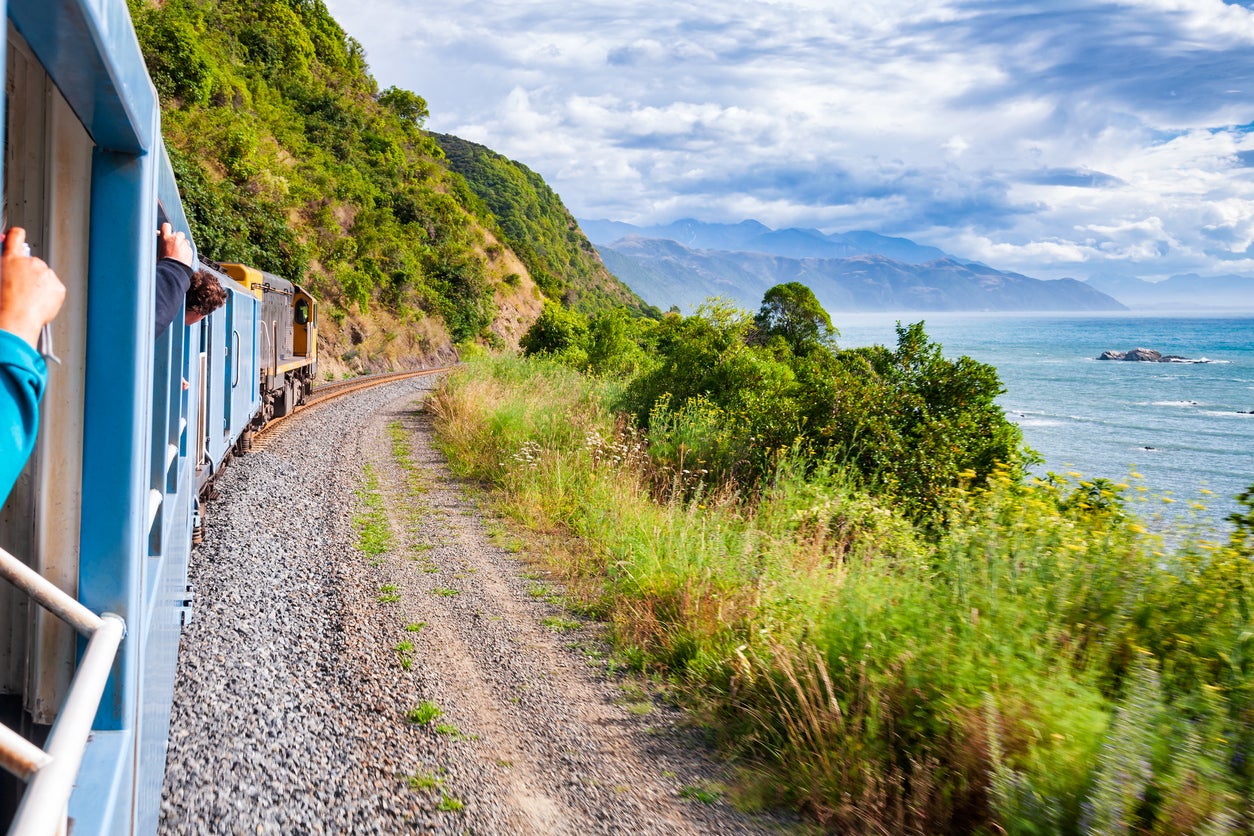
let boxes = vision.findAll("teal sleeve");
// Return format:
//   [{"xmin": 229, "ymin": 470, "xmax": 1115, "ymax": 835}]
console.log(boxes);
[{"xmin": 0, "ymin": 328, "xmax": 47, "ymax": 507}]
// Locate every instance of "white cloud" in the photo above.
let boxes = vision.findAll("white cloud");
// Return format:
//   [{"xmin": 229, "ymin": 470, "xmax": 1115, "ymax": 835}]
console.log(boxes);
[
  {"xmin": 962, "ymin": 236, "xmax": 1097, "ymax": 265},
  {"xmin": 322, "ymin": 0, "xmax": 1254, "ymax": 281},
  {"xmin": 1124, "ymin": 0, "xmax": 1254, "ymax": 45},
  {"xmin": 1201, "ymin": 197, "xmax": 1254, "ymax": 253}
]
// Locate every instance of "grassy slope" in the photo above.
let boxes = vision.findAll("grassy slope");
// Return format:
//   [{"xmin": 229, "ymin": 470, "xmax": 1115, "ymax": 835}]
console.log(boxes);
[
  {"xmin": 433, "ymin": 134, "xmax": 657, "ymax": 317},
  {"xmin": 431, "ymin": 354, "xmax": 1254, "ymax": 835},
  {"xmin": 127, "ymin": 2, "xmax": 1254, "ymax": 830}
]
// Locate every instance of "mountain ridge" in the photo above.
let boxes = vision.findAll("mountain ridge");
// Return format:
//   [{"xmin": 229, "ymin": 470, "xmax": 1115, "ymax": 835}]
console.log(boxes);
[
  {"xmin": 597, "ymin": 231, "xmax": 1124, "ymax": 313},
  {"xmin": 580, "ymin": 217, "xmax": 950, "ymax": 264},
  {"xmin": 1085, "ymin": 273, "xmax": 1254, "ymax": 310},
  {"xmin": 432, "ymin": 135, "xmax": 656, "ymax": 316}
]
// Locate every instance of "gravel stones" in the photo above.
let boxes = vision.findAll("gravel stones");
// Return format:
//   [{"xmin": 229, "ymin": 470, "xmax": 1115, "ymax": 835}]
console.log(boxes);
[{"xmin": 159, "ymin": 377, "xmax": 782, "ymax": 835}]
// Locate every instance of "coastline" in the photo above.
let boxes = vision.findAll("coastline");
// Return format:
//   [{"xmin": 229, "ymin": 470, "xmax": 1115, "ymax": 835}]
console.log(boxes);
[{"xmin": 834, "ymin": 311, "xmax": 1254, "ymax": 534}]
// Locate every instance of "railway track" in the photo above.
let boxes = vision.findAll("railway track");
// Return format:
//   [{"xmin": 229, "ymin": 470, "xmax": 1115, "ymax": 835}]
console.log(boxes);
[{"xmin": 253, "ymin": 366, "xmax": 454, "ymax": 448}]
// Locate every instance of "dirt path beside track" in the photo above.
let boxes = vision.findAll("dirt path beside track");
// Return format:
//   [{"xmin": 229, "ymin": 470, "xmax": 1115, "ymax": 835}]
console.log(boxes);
[{"xmin": 160, "ymin": 376, "xmax": 785, "ymax": 835}]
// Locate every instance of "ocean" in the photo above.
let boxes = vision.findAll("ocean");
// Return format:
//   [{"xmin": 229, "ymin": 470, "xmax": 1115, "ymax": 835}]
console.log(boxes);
[{"xmin": 834, "ymin": 311, "xmax": 1254, "ymax": 536}]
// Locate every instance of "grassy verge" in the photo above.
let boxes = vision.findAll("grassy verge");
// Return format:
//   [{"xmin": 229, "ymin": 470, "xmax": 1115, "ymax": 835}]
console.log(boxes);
[
  {"xmin": 354, "ymin": 463, "xmax": 392, "ymax": 563},
  {"xmin": 428, "ymin": 354, "xmax": 1253, "ymax": 834}
]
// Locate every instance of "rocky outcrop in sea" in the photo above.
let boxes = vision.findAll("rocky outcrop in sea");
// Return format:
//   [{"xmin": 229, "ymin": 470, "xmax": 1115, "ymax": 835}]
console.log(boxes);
[{"xmin": 1098, "ymin": 348, "xmax": 1195, "ymax": 362}]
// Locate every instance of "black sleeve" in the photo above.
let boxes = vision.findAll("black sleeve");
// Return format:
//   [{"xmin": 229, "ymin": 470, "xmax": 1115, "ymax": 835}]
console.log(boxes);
[{"xmin": 154, "ymin": 258, "xmax": 193, "ymax": 339}]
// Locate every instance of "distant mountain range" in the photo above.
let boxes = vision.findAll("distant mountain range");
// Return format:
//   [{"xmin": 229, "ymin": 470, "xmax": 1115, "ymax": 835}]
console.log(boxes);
[
  {"xmin": 581, "ymin": 219, "xmax": 1125, "ymax": 313},
  {"xmin": 1085, "ymin": 273, "xmax": 1254, "ymax": 310},
  {"xmin": 580, "ymin": 218, "xmax": 949, "ymax": 264}
]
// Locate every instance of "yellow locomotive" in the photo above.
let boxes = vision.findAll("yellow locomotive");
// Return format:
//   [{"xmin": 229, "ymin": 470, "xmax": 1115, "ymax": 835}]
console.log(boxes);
[{"xmin": 218, "ymin": 263, "xmax": 318, "ymax": 423}]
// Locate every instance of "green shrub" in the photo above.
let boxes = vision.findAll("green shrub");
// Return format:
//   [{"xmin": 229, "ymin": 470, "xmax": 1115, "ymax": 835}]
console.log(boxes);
[
  {"xmin": 520, "ymin": 301, "xmax": 589, "ymax": 358},
  {"xmin": 432, "ymin": 354, "xmax": 1254, "ymax": 834},
  {"xmin": 129, "ymin": 0, "xmax": 219, "ymax": 106},
  {"xmin": 618, "ymin": 296, "xmax": 1025, "ymax": 523}
]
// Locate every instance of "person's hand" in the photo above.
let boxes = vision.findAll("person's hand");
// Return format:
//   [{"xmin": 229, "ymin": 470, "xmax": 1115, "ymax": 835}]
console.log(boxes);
[
  {"xmin": 157, "ymin": 222, "xmax": 193, "ymax": 266},
  {"xmin": 0, "ymin": 228, "xmax": 66, "ymax": 348}
]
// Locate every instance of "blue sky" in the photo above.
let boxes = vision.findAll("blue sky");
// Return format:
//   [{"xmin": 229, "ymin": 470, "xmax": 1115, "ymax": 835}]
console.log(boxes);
[{"xmin": 320, "ymin": 0, "xmax": 1254, "ymax": 281}]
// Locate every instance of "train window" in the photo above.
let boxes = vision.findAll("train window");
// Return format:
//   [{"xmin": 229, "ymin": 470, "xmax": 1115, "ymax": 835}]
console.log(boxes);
[{"xmin": 0, "ymin": 24, "xmax": 94, "ymax": 730}]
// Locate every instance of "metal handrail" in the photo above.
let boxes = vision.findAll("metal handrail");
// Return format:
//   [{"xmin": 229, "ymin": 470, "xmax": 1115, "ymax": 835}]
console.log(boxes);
[{"xmin": 0, "ymin": 546, "xmax": 126, "ymax": 836}]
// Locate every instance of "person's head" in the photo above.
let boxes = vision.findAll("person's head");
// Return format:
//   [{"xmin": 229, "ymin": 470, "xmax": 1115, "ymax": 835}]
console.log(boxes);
[{"xmin": 185, "ymin": 269, "xmax": 227, "ymax": 325}]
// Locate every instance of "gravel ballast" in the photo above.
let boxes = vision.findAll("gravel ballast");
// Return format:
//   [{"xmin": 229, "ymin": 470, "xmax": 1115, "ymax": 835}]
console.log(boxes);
[{"xmin": 158, "ymin": 376, "xmax": 784, "ymax": 835}]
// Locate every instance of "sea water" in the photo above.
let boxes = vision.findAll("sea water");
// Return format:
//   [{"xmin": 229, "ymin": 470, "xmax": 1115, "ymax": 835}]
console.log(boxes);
[{"xmin": 833, "ymin": 312, "xmax": 1254, "ymax": 535}]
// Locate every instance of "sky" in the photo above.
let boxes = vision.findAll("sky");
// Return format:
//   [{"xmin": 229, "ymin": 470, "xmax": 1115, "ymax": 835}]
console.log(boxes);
[{"xmin": 319, "ymin": 0, "xmax": 1254, "ymax": 282}]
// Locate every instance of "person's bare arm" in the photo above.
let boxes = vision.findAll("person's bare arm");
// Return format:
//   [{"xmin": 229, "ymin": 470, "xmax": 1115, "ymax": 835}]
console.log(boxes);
[
  {"xmin": 157, "ymin": 221, "xmax": 193, "ymax": 266},
  {"xmin": 0, "ymin": 228, "xmax": 66, "ymax": 347}
]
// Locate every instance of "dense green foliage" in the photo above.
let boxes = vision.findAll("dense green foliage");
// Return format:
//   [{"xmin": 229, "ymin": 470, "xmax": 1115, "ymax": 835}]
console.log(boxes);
[
  {"xmin": 432, "ymin": 354, "xmax": 1254, "ymax": 834},
  {"xmin": 523, "ymin": 287, "xmax": 1026, "ymax": 523},
  {"xmin": 129, "ymin": 0, "xmax": 641, "ymax": 347},
  {"xmin": 131, "ymin": 3, "xmax": 1254, "ymax": 829},
  {"xmin": 130, "ymin": 0, "xmax": 492, "ymax": 337},
  {"xmin": 753, "ymin": 281, "xmax": 836, "ymax": 355},
  {"xmin": 433, "ymin": 134, "xmax": 657, "ymax": 317},
  {"xmin": 518, "ymin": 301, "xmax": 588, "ymax": 363}
]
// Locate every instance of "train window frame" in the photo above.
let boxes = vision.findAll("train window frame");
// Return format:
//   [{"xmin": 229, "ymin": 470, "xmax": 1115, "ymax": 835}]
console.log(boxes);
[{"xmin": 0, "ymin": 23, "xmax": 94, "ymax": 727}]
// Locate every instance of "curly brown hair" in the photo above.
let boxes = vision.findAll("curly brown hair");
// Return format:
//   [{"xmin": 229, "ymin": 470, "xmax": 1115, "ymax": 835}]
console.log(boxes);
[{"xmin": 187, "ymin": 269, "xmax": 227, "ymax": 318}]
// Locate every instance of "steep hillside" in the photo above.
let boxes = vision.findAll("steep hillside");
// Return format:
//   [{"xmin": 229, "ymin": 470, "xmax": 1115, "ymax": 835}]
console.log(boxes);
[
  {"xmin": 433, "ymin": 135, "xmax": 656, "ymax": 317},
  {"xmin": 127, "ymin": 0, "xmax": 600, "ymax": 371}
]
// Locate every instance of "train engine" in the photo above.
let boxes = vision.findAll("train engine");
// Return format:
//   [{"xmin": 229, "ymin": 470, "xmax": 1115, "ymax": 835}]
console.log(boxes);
[{"xmin": 219, "ymin": 263, "xmax": 318, "ymax": 425}]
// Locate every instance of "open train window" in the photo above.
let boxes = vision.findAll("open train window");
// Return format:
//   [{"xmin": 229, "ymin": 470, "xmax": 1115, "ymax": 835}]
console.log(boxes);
[{"xmin": 0, "ymin": 22, "xmax": 94, "ymax": 738}]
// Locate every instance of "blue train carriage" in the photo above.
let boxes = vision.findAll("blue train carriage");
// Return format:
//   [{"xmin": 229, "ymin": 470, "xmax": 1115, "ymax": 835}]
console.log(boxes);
[
  {"xmin": 189, "ymin": 262, "xmax": 316, "ymax": 539},
  {"xmin": 0, "ymin": 0, "xmax": 211, "ymax": 832},
  {"xmin": 218, "ymin": 263, "xmax": 318, "ymax": 424},
  {"xmin": 190, "ymin": 263, "xmax": 260, "ymax": 502}
]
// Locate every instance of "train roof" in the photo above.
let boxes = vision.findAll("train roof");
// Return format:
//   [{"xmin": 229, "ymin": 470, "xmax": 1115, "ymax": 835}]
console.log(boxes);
[
  {"xmin": 259, "ymin": 270, "xmax": 294, "ymax": 295},
  {"xmin": 196, "ymin": 262, "xmax": 249, "ymax": 296},
  {"xmin": 206, "ymin": 260, "xmax": 314, "ymax": 302}
]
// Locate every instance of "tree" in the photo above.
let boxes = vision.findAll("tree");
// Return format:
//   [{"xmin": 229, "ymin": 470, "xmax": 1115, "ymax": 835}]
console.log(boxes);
[
  {"xmin": 848, "ymin": 323, "xmax": 1024, "ymax": 521},
  {"xmin": 586, "ymin": 309, "xmax": 645, "ymax": 375},
  {"xmin": 378, "ymin": 86, "xmax": 429, "ymax": 127},
  {"xmin": 520, "ymin": 302, "xmax": 588, "ymax": 357},
  {"xmin": 754, "ymin": 282, "xmax": 837, "ymax": 355}
]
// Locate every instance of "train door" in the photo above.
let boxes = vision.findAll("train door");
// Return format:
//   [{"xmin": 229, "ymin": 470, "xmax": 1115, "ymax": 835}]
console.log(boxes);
[
  {"xmin": 223, "ymin": 291, "xmax": 236, "ymax": 440},
  {"xmin": 196, "ymin": 313, "xmax": 211, "ymax": 471},
  {"xmin": 224, "ymin": 286, "xmax": 259, "ymax": 447},
  {"xmin": 293, "ymin": 289, "xmax": 315, "ymax": 369},
  {"xmin": 0, "ymin": 22, "xmax": 93, "ymax": 818}
]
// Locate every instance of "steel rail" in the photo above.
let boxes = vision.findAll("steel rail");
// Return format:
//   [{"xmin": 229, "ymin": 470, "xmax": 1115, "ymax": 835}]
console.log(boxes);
[{"xmin": 257, "ymin": 366, "xmax": 453, "ymax": 438}]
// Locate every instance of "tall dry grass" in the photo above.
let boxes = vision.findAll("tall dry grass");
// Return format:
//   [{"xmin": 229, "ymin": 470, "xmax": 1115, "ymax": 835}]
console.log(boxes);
[{"xmin": 429, "ymin": 355, "xmax": 1253, "ymax": 834}]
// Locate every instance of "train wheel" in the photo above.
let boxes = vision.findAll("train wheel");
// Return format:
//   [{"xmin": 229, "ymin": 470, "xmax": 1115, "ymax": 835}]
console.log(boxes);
[{"xmin": 192, "ymin": 501, "xmax": 204, "ymax": 546}]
